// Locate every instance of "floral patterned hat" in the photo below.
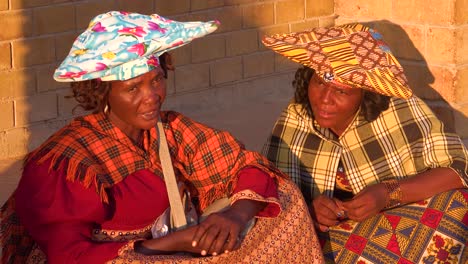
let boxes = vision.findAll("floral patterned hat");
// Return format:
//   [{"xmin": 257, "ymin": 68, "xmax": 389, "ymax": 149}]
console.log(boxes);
[
  {"xmin": 54, "ymin": 11, "xmax": 219, "ymax": 82},
  {"xmin": 262, "ymin": 23, "xmax": 413, "ymax": 99}
]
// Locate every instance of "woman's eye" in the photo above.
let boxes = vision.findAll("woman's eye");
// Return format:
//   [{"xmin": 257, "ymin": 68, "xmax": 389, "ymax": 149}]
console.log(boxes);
[
  {"xmin": 151, "ymin": 76, "xmax": 163, "ymax": 86},
  {"xmin": 128, "ymin": 86, "xmax": 137, "ymax": 92},
  {"xmin": 336, "ymin": 89, "xmax": 347, "ymax": 95}
]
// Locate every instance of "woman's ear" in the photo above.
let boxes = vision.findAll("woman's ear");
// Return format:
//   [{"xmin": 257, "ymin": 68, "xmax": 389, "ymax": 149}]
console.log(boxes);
[
  {"xmin": 161, "ymin": 52, "xmax": 175, "ymax": 71},
  {"xmin": 159, "ymin": 52, "xmax": 175, "ymax": 79}
]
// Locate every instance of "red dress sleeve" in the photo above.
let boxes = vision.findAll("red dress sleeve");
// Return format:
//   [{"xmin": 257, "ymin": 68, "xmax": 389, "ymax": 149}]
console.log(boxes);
[
  {"xmin": 233, "ymin": 167, "xmax": 280, "ymax": 217},
  {"xmin": 15, "ymin": 159, "xmax": 125, "ymax": 264}
]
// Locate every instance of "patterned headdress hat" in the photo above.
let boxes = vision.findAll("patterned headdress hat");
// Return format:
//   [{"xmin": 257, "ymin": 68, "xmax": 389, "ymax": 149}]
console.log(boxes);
[
  {"xmin": 262, "ymin": 23, "xmax": 413, "ymax": 99},
  {"xmin": 54, "ymin": 11, "xmax": 219, "ymax": 82}
]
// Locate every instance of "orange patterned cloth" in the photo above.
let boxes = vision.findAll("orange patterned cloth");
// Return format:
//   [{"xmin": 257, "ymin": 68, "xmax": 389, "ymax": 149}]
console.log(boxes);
[{"xmin": 262, "ymin": 23, "xmax": 413, "ymax": 99}]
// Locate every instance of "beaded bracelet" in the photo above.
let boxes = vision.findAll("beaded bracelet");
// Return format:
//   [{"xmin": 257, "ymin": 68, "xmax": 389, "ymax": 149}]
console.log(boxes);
[{"xmin": 382, "ymin": 179, "xmax": 402, "ymax": 209}]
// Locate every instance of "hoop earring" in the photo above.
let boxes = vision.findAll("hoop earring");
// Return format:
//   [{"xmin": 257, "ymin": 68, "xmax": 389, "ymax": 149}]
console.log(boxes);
[{"xmin": 104, "ymin": 104, "xmax": 109, "ymax": 114}]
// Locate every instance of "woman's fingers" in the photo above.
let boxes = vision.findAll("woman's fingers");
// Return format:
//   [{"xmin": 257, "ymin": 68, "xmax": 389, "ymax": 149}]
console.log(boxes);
[{"xmin": 192, "ymin": 213, "xmax": 243, "ymax": 256}]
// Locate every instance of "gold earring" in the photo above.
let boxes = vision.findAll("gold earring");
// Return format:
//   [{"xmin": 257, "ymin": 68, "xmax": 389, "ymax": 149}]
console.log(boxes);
[{"xmin": 104, "ymin": 104, "xmax": 109, "ymax": 114}]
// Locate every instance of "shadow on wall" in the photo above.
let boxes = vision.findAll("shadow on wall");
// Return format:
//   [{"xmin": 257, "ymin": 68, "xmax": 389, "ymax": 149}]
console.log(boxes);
[{"xmin": 364, "ymin": 20, "xmax": 467, "ymax": 139}]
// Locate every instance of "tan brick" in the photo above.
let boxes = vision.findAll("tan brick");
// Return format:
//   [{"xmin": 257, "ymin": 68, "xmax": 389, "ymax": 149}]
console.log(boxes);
[
  {"xmin": 455, "ymin": 0, "xmax": 468, "ymax": 24},
  {"xmin": 243, "ymin": 51, "xmax": 274, "ymax": 78},
  {"xmin": 15, "ymin": 93, "xmax": 58, "ymax": 126},
  {"xmin": 210, "ymin": 56, "xmax": 242, "ymax": 85},
  {"xmin": 10, "ymin": 0, "xmax": 49, "ymax": 9},
  {"xmin": 277, "ymin": 0, "xmax": 305, "ymax": 24},
  {"xmin": 166, "ymin": 70, "xmax": 176, "ymax": 95},
  {"xmin": 226, "ymin": 29, "xmax": 258, "ymax": 57},
  {"xmin": 243, "ymin": 3, "xmax": 274, "ymax": 28},
  {"xmin": 453, "ymin": 104, "xmax": 468, "ymax": 137},
  {"xmin": 174, "ymin": 63, "xmax": 210, "ymax": 92},
  {"xmin": 155, "ymin": 0, "xmax": 190, "ymax": 16},
  {"xmin": 37, "ymin": 64, "xmax": 68, "ymax": 93},
  {"xmin": 393, "ymin": 0, "xmax": 454, "ymax": 25},
  {"xmin": 0, "ymin": 0, "xmax": 8, "ymax": 10},
  {"xmin": 334, "ymin": 17, "xmax": 358, "ymax": 26},
  {"xmin": 191, "ymin": 35, "xmax": 225, "ymax": 63},
  {"xmin": 191, "ymin": 0, "xmax": 224, "ymax": 11},
  {"xmin": 290, "ymin": 20, "xmax": 319, "ymax": 32},
  {"xmin": 4, "ymin": 128, "xmax": 29, "ymax": 158},
  {"xmin": 34, "ymin": 5, "xmax": 76, "ymax": 35},
  {"xmin": 0, "ymin": 10, "xmax": 33, "ymax": 41},
  {"xmin": 182, "ymin": 7, "xmax": 242, "ymax": 33},
  {"xmin": 76, "ymin": 0, "xmax": 117, "ymax": 29},
  {"xmin": 0, "ymin": 68, "xmax": 36, "ymax": 98},
  {"xmin": 456, "ymin": 26, "xmax": 468, "ymax": 64},
  {"xmin": 25, "ymin": 120, "xmax": 68, "ymax": 151},
  {"xmin": 258, "ymin": 24, "xmax": 290, "ymax": 51},
  {"xmin": 116, "ymin": 0, "xmax": 155, "ymax": 14},
  {"xmin": 426, "ymin": 65, "xmax": 458, "ymax": 102},
  {"xmin": 171, "ymin": 44, "xmax": 191, "ymax": 66},
  {"xmin": 455, "ymin": 66, "xmax": 468, "ymax": 104},
  {"xmin": 213, "ymin": 7, "xmax": 243, "ymax": 33},
  {"xmin": 402, "ymin": 63, "xmax": 443, "ymax": 100},
  {"xmin": 55, "ymin": 32, "xmax": 78, "ymax": 62},
  {"xmin": 0, "ymin": 157, "xmax": 23, "ymax": 206},
  {"xmin": 0, "ymin": 101, "xmax": 14, "ymax": 130},
  {"xmin": 225, "ymin": 0, "xmax": 251, "ymax": 5},
  {"xmin": 425, "ymin": 102, "xmax": 455, "ymax": 132},
  {"xmin": 319, "ymin": 16, "xmax": 337, "ymax": 27},
  {"xmin": 306, "ymin": 0, "xmax": 334, "ymax": 17},
  {"xmin": 57, "ymin": 89, "xmax": 85, "ymax": 118},
  {"xmin": 374, "ymin": 23, "xmax": 425, "ymax": 61},
  {"xmin": 0, "ymin": 42, "xmax": 11, "ymax": 70},
  {"xmin": 427, "ymin": 27, "xmax": 456, "ymax": 64},
  {"xmin": 12, "ymin": 37, "xmax": 55, "ymax": 67},
  {"xmin": 335, "ymin": 0, "xmax": 391, "ymax": 19},
  {"xmin": 275, "ymin": 53, "xmax": 301, "ymax": 72}
]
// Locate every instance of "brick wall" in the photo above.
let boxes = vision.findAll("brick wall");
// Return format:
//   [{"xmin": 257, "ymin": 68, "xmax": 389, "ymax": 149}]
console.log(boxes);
[
  {"xmin": 1, "ymin": 0, "xmax": 466, "ymax": 207},
  {"xmin": 335, "ymin": 0, "xmax": 468, "ymax": 145},
  {"xmin": 0, "ymin": 0, "xmax": 335, "ymax": 205}
]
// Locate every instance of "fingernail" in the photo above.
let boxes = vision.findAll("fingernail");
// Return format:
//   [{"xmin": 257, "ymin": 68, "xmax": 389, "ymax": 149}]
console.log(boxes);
[
  {"xmin": 201, "ymin": 250, "xmax": 207, "ymax": 256},
  {"xmin": 212, "ymin": 252, "xmax": 217, "ymax": 256},
  {"xmin": 225, "ymin": 250, "xmax": 229, "ymax": 254},
  {"xmin": 192, "ymin": 241, "xmax": 197, "ymax": 247}
]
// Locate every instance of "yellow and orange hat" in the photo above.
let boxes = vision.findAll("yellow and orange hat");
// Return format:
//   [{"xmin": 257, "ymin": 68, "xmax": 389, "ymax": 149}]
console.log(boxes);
[{"xmin": 262, "ymin": 23, "xmax": 413, "ymax": 99}]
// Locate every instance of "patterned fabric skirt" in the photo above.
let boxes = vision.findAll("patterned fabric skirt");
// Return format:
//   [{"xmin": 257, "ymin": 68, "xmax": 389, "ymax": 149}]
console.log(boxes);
[
  {"xmin": 23, "ymin": 179, "xmax": 325, "ymax": 263},
  {"xmin": 319, "ymin": 189, "xmax": 468, "ymax": 264}
]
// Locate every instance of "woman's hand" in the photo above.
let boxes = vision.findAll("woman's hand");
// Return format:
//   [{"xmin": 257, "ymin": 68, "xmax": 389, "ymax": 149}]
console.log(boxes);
[
  {"xmin": 139, "ymin": 225, "xmax": 204, "ymax": 255},
  {"xmin": 342, "ymin": 183, "xmax": 388, "ymax": 221},
  {"xmin": 192, "ymin": 199, "xmax": 265, "ymax": 256},
  {"xmin": 139, "ymin": 200, "xmax": 264, "ymax": 256},
  {"xmin": 191, "ymin": 209, "xmax": 244, "ymax": 256},
  {"xmin": 309, "ymin": 195, "xmax": 345, "ymax": 232}
]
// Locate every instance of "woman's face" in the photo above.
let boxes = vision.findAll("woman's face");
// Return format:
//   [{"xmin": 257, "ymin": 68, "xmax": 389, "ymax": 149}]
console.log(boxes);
[
  {"xmin": 308, "ymin": 73, "xmax": 363, "ymax": 136},
  {"xmin": 107, "ymin": 68, "xmax": 166, "ymax": 140}
]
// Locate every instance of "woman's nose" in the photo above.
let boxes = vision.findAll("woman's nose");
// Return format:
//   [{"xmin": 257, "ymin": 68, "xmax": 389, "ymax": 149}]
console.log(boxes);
[
  {"xmin": 320, "ymin": 88, "xmax": 333, "ymax": 104},
  {"xmin": 142, "ymin": 86, "xmax": 159, "ymax": 104}
]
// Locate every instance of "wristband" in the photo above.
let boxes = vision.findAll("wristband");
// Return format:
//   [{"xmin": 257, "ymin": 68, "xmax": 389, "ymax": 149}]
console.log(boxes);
[
  {"xmin": 382, "ymin": 179, "xmax": 402, "ymax": 209},
  {"xmin": 133, "ymin": 240, "xmax": 177, "ymax": 256}
]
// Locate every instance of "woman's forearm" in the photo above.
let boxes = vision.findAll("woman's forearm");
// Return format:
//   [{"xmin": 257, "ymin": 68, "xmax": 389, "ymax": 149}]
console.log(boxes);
[{"xmin": 399, "ymin": 167, "xmax": 464, "ymax": 204}]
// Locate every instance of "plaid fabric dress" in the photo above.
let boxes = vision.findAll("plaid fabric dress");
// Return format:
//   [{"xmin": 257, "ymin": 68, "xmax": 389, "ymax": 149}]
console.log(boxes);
[
  {"xmin": 262, "ymin": 96, "xmax": 468, "ymax": 263},
  {"xmin": 1, "ymin": 111, "xmax": 324, "ymax": 263}
]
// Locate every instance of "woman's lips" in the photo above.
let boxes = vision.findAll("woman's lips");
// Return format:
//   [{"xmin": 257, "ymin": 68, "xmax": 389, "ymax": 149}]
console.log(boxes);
[
  {"xmin": 141, "ymin": 110, "xmax": 158, "ymax": 121},
  {"xmin": 316, "ymin": 109, "xmax": 335, "ymax": 119}
]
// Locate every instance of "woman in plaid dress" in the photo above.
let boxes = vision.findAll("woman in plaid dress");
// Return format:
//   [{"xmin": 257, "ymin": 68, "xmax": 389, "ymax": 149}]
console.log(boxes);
[{"xmin": 262, "ymin": 23, "xmax": 468, "ymax": 263}]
